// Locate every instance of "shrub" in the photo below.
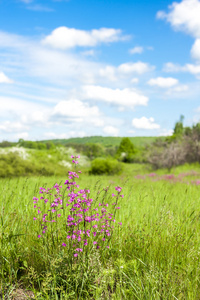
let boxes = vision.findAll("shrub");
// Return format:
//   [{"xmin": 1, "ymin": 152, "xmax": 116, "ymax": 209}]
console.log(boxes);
[
  {"xmin": 89, "ymin": 158, "xmax": 123, "ymax": 175},
  {"xmin": 0, "ymin": 152, "xmax": 67, "ymax": 177}
]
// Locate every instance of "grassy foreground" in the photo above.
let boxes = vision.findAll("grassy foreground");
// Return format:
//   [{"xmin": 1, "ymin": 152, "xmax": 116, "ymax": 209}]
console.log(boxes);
[{"xmin": 0, "ymin": 165, "xmax": 200, "ymax": 299}]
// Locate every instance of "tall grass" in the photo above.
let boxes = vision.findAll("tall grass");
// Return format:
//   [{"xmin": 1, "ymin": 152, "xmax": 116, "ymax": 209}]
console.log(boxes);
[{"xmin": 0, "ymin": 167, "xmax": 200, "ymax": 299}]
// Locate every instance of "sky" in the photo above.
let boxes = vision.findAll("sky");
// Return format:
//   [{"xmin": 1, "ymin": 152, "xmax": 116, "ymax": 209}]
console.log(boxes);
[{"xmin": 0, "ymin": 0, "xmax": 200, "ymax": 142}]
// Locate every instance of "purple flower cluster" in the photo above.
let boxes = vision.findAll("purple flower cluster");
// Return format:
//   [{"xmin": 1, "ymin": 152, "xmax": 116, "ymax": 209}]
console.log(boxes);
[{"xmin": 33, "ymin": 155, "xmax": 123, "ymax": 258}]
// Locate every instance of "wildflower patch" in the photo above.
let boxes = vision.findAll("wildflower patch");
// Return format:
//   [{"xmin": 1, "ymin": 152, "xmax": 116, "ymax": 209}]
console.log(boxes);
[{"xmin": 33, "ymin": 155, "xmax": 123, "ymax": 261}]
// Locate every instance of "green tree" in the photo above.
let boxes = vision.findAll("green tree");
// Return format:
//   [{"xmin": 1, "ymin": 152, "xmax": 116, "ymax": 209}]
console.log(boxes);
[
  {"xmin": 173, "ymin": 115, "xmax": 184, "ymax": 136},
  {"xmin": 83, "ymin": 143, "xmax": 104, "ymax": 160},
  {"xmin": 116, "ymin": 137, "xmax": 135, "ymax": 163}
]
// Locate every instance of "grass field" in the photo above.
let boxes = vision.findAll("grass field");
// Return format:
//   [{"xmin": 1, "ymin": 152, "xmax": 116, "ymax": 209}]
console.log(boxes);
[{"xmin": 1, "ymin": 162, "xmax": 200, "ymax": 299}]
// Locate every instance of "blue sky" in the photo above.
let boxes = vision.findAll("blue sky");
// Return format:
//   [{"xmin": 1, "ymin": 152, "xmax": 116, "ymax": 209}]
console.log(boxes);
[{"xmin": 0, "ymin": 0, "xmax": 200, "ymax": 141}]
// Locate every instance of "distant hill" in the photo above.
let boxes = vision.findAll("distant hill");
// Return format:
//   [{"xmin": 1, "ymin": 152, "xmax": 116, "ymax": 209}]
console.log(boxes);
[{"xmin": 43, "ymin": 136, "xmax": 164, "ymax": 148}]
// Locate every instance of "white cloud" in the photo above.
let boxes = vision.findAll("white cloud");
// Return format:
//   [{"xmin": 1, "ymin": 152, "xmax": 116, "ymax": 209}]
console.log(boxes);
[
  {"xmin": 131, "ymin": 78, "xmax": 139, "ymax": 84},
  {"xmin": 82, "ymin": 85, "xmax": 148, "ymax": 108},
  {"xmin": 52, "ymin": 99, "xmax": 101, "ymax": 120},
  {"xmin": 132, "ymin": 117, "xmax": 160, "ymax": 129},
  {"xmin": 163, "ymin": 62, "xmax": 200, "ymax": 75},
  {"xmin": 42, "ymin": 27, "xmax": 126, "ymax": 49},
  {"xmin": 81, "ymin": 50, "xmax": 95, "ymax": 56},
  {"xmin": 158, "ymin": 129, "xmax": 173, "ymax": 136},
  {"xmin": 170, "ymin": 84, "xmax": 188, "ymax": 92},
  {"xmin": 191, "ymin": 39, "xmax": 200, "ymax": 61},
  {"xmin": 157, "ymin": 0, "xmax": 200, "ymax": 64},
  {"xmin": 0, "ymin": 96, "xmax": 47, "ymax": 117},
  {"xmin": 0, "ymin": 72, "xmax": 13, "ymax": 83},
  {"xmin": 0, "ymin": 31, "xmax": 154, "ymax": 89},
  {"xmin": 99, "ymin": 66, "xmax": 117, "ymax": 81},
  {"xmin": 157, "ymin": 0, "xmax": 200, "ymax": 38},
  {"xmin": 0, "ymin": 31, "xmax": 101, "ymax": 86},
  {"xmin": 98, "ymin": 62, "xmax": 154, "ymax": 83},
  {"xmin": 129, "ymin": 46, "xmax": 144, "ymax": 54},
  {"xmin": 118, "ymin": 61, "xmax": 154, "ymax": 75},
  {"xmin": 103, "ymin": 126, "xmax": 119, "ymax": 136},
  {"xmin": 0, "ymin": 121, "xmax": 29, "ymax": 133},
  {"xmin": 184, "ymin": 64, "xmax": 200, "ymax": 75},
  {"xmin": 163, "ymin": 62, "xmax": 183, "ymax": 72},
  {"xmin": 147, "ymin": 77, "xmax": 179, "ymax": 88},
  {"xmin": 50, "ymin": 98, "xmax": 106, "ymax": 128},
  {"xmin": 21, "ymin": 110, "xmax": 49, "ymax": 127}
]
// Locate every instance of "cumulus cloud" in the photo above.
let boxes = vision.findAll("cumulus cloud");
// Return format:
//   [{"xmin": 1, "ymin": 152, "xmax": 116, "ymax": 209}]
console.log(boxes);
[
  {"xmin": 0, "ymin": 72, "xmax": 13, "ymax": 83},
  {"xmin": 103, "ymin": 126, "xmax": 119, "ymax": 136},
  {"xmin": 99, "ymin": 61, "xmax": 154, "ymax": 83},
  {"xmin": 118, "ymin": 61, "xmax": 154, "ymax": 75},
  {"xmin": 147, "ymin": 77, "xmax": 179, "ymax": 88},
  {"xmin": 157, "ymin": 0, "xmax": 200, "ymax": 38},
  {"xmin": 163, "ymin": 62, "xmax": 200, "ymax": 75},
  {"xmin": 191, "ymin": 39, "xmax": 200, "ymax": 61},
  {"xmin": 82, "ymin": 85, "xmax": 148, "ymax": 108},
  {"xmin": 52, "ymin": 99, "xmax": 101, "ymax": 120},
  {"xmin": 50, "ymin": 99, "xmax": 106, "ymax": 128},
  {"xmin": 132, "ymin": 117, "xmax": 160, "ymax": 129},
  {"xmin": 163, "ymin": 62, "xmax": 183, "ymax": 72},
  {"xmin": 129, "ymin": 46, "xmax": 144, "ymax": 54},
  {"xmin": 42, "ymin": 27, "xmax": 127, "ymax": 49},
  {"xmin": 157, "ymin": 0, "xmax": 200, "ymax": 63},
  {"xmin": 183, "ymin": 64, "xmax": 200, "ymax": 75}
]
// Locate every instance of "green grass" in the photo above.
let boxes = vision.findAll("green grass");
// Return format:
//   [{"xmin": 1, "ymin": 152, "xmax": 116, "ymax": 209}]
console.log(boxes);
[{"xmin": 1, "ymin": 165, "xmax": 200, "ymax": 299}]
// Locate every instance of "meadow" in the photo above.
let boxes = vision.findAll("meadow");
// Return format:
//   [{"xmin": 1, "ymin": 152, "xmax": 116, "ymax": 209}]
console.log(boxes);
[{"xmin": 1, "ymin": 160, "xmax": 200, "ymax": 299}]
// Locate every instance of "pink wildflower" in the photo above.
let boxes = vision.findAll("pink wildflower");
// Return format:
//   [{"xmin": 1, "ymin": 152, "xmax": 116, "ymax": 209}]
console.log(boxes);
[{"xmin": 115, "ymin": 186, "xmax": 122, "ymax": 192}]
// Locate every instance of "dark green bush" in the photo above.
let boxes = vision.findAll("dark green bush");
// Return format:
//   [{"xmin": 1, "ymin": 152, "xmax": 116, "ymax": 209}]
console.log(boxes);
[{"xmin": 89, "ymin": 158, "xmax": 122, "ymax": 175}]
